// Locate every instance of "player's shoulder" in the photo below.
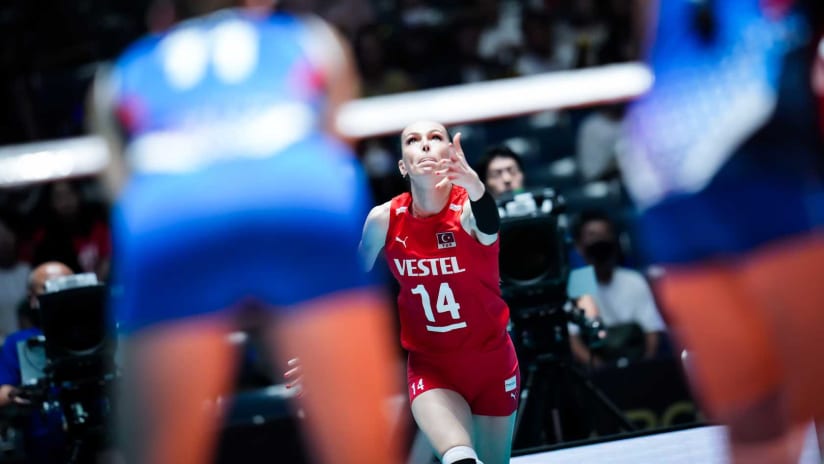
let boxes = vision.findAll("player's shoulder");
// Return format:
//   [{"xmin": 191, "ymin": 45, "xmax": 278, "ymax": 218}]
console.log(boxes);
[
  {"xmin": 614, "ymin": 267, "xmax": 648, "ymax": 285},
  {"xmin": 366, "ymin": 200, "xmax": 392, "ymax": 224},
  {"xmin": 362, "ymin": 201, "xmax": 392, "ymax": 250},
  {"xmin": 114, "ymin": 32, "xmax": 164, "ymax": 70}
]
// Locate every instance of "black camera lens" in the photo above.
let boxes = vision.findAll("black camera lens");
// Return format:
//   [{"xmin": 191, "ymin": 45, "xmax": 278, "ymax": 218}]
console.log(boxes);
[{"xmin": 499, "ymin": 217, "xmax": 562, "ymax": 285}]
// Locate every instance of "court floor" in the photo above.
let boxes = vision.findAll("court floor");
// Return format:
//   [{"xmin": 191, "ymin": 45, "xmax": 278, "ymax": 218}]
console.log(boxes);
[{"xmin": 511, "ymin": 424, "xmax": 821, "ymax": 464}]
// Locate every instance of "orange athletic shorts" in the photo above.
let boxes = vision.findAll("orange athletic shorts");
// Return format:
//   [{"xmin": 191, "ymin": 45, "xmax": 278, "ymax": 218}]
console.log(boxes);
[{"xmin": 657, "ymin": 232, "xmax": 824, "ymax": 424}]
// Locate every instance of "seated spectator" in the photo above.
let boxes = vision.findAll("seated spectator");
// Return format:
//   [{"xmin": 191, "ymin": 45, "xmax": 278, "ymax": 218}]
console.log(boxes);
[
  {"xmin": 566, "ymin": 210, "xmax": 666, "ymax": 366},
  {"xmin": 0, "ymin": 262, "xmax": 74, "ymax": 402},
  {"xmin": 475, "ymin": 145, "xmax": 525, "ymax": 199},
  {"xmin": 515, "ymin": 8, "xmax": 568, "ymax": 76},
  {"xmin": 450, "ymin": 16, "xmax": 512, "ymax": 84},
  {"xmin": 555, "ymin": 0, "xmax": 609, "ymax": 68},
  {"xmin": 476, "ymin": 0, "xmax": 523, "ymax": 67},
  {"xmin": 575, "ymin": 104, "xmax": 625, "ymax": 183},
  {"xmin": 353, "ymin": 24, "xmax": 417, "ymax": 97},
  {"xmin": 0, "ymin": 262, "xmax": 73, "ymax": 464},
  {"xmin": 596, "ymin": 0, "xmax": 640, "ymax": 65},
  {"xmin": 0, "ymin": 219, "xmax": 30, "ymax": 338},
  {"xmin": 25, "ymin": 181, "xmax": 111, "ymax": 280}
]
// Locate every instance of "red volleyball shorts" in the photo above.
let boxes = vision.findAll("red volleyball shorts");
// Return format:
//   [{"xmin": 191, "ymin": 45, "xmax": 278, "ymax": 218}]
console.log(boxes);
[{"xmin": 406, "ymin": 336, "xmax": 520, "ymax": 416}]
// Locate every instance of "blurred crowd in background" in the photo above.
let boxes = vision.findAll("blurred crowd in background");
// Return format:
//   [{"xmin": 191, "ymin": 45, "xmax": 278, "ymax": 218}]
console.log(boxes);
[
  {"xmin": 0, "ymin": 0, "xmax": 641, "ymax": 276},
  {"xmin": 0, "ymin": 1, "xmax": 694, "ymax": 456},
  {"xmin": 0, "ymin": 0, "xmax": 638, "ymax": 144}
]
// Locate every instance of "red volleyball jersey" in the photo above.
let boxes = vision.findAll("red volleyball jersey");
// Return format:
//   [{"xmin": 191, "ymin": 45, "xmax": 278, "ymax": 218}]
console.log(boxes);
[{"xmin": 384, "ymin": 186, "xmax": 510, "ymax": 355}]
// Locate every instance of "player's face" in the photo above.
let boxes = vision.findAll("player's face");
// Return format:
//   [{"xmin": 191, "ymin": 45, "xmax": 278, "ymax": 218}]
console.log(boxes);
[
  {"xmin": 399, "ymin": 121, "xmax": 450, "ymax": 178},
  {"xmin": 485, "ymin": 156, "xmax": 524, "ymax": 197}
]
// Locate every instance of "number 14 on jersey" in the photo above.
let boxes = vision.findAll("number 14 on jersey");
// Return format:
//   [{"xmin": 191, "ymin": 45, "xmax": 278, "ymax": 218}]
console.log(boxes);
[{"xmin": 411, "ymin": 283, "xmax": 467, "ymax": 333}]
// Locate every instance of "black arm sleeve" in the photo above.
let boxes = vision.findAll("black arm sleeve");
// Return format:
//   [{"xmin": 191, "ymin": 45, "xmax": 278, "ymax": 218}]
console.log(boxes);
[{"xmin": 470, "ymin": 190, "xmax": 500, "ymax": 234}]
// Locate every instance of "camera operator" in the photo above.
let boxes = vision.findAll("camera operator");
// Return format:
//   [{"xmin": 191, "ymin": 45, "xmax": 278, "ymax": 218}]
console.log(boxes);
[
  {"xmin": 0, "ymin": 262, "xmax": 73, "ymax": 405},
  {"xmin": 0, "ymin": 261, "xmax": 73, "ymax": 463},
  {"xmin": 567, "ymin": 211, "xmax": 666, "ymax": 367}
]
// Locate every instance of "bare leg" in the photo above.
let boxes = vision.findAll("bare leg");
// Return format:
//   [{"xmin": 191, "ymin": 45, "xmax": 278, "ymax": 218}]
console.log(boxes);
[
  {"xmin": 473, "ymin": 413, "xmax": 516, "ymax": 464},
  {"xmin": 410, "ymin": 388, "xmax": 474, "ymax": 459},
  {"xmin": 740, "ymin": 235, "xmax": 824, "ymax": 423},
  {"xmin": 407, "ymin": 428, "xmax": 437, "ymax": 464},
  {"xmin": 269, "ymin": 290, "xmax": 403, "ymax": 464},
  {"xmin": 728, "ymin": 419, "xmax": 807, "ymax": 464},
  {"xmin": 658, "ymin": 265, "xmax": 805, "ymax": 464},
  {"xmin": 117, "ymin": 316, "xmax": 237, "ymax": 464}
]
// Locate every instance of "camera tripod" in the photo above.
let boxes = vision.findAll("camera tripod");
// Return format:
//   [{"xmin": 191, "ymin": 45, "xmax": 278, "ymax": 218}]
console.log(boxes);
[{"xmin": 513, "ymin": 349, "xmax": 637, "ymax": 449}]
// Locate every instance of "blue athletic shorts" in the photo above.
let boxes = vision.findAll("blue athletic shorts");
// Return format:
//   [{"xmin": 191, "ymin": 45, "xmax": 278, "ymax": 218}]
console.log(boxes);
[
  {"xmin": 109, "ymin": 137, "xmax": 376, "ymax": 333},
  {"xmin": 635, "ymin": 148, "xmax": 824, "ymax": 265}
]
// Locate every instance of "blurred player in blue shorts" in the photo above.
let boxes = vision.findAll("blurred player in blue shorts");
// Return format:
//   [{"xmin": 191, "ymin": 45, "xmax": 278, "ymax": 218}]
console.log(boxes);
[
  {"xmin": 621, "ymin": 1, "xmax": 823, "ymax": 462},
  {"xmin": 89, "ymin": 1, "xmax": 401, "ymax": 463}
]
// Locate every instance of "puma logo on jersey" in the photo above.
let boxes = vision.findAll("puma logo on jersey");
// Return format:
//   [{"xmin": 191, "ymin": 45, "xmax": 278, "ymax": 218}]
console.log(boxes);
[
  {"xmin": 511, "ymin": 393, "xmax": 517, "ymax": 401},
  {"xmin": 393, "ymin": 257, "xmax": 466, "ymax": 277},
  {"xmin": 395, "ymin": 206, "xmax": 408, "ymax": 215},
  {"xmin": 449, "ymin": 203, "xmax": 461, "ymax": 211},
  {"xmin": 395, "ymin": 236, "xmax": 409, "ymax": 248}
]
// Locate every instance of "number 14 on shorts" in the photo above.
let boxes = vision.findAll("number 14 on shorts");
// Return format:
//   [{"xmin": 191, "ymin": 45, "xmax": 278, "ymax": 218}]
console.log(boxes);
[{"xmin": 410, "ymin": 378, "xmax": 425, "ymax": 396}]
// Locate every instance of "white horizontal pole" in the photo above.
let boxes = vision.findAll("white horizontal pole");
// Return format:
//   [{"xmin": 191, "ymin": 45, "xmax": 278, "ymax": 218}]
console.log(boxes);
[
  {"xmin": 336, "ymin": 62, "xmax": 653, "ymax": 138},
  {"xmin": 0, "ymin": 63, "xmax": 653, "ymax": 186},
  {"xmin": 0, "ymin": 136, "xmax": 109, "ymax": 187}
]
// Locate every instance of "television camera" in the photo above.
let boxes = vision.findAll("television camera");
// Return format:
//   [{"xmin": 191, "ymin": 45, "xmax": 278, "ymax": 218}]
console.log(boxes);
[
  {"xmin": 12, "ymin": 273, "xmax": 117, "ymax": 463},
  {"xmin": 496, "ymin": 188, "xmax": 604, "ymax": 355},
  {"xmin": 496, "ymin": 188, "xmax": 635, "ymax": 448}
]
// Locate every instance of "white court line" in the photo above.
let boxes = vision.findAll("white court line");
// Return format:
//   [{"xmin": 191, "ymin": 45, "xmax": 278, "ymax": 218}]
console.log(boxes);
[{"xmin": 511, "ymin": 425, "xmax": 821, "ymax": 464}]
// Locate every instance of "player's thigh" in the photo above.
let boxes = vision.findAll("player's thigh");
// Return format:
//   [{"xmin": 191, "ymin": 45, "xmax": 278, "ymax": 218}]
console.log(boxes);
[
  {"xmin": 267, "ymin": 289, "xmax": 402, "ymax": 464},
  {"xmin": 473, "ymin": 412, "xmax": 516, "ymax": 464},
  {"xmin": 657, "ymin": 263, "xmax": 782, "ymax": 421},
  {"xmin": 410, "ymin": 388, "xmax": 474, "ymax": 456},
  {"xmin": 740, "ymin": 233, "xmax": 824, "ymax": 422},
  {"xmin": 118, "ymin": 315, "xmax": 237, "ymax": 464}
]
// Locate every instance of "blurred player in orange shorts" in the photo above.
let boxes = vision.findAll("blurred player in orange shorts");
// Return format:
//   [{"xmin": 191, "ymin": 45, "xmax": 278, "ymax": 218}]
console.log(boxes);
[{"xmin": 621, "ymin": 0, "xmax": 824, "ymax": 462}]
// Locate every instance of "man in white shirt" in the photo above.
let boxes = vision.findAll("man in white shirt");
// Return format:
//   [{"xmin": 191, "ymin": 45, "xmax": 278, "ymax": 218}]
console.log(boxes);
[{"xmin": 566, "ymin": 210, "xmax": 665, "ymax": 366}]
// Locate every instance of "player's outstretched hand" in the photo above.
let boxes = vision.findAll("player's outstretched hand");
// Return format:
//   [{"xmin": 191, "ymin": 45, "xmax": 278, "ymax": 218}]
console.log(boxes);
[
  {"xmin": 434, "ymin": 132, "xmax": 485, "ymax": 200},
  {"xmin": 283, "ymin": 357, "xmax": 303, "ymax": 398}
]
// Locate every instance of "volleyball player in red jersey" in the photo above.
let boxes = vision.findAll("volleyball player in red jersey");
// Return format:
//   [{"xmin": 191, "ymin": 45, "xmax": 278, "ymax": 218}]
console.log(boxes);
[{"xmin": 359, "ymin": 121, "xmax": 519, "ymax": 464}]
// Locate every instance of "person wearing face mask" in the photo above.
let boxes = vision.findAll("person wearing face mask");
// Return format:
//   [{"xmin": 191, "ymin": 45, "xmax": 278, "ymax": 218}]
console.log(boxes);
[{"xmin": 565, "ymin": 210, "xmax": 666, "ymax": 367}]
